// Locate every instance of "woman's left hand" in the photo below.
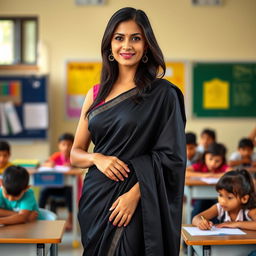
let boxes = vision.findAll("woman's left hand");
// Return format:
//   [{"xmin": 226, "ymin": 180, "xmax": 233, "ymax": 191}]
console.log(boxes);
[{"xmin": 109, "ymin": 189, "xmax": 140, "ymax": 227}]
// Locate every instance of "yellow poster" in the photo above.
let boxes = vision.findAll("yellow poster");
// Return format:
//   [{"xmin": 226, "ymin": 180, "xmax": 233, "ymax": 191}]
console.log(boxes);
[
  {"xmin": 67, "ymin": 62, "xmax": 102, "ymax": 95},
  {"xmin": 203, "ymin": 78, "xmax": 229, "ymax": 109},
  {"xmin": 66, "ymin": 62, "xmax": 102, "ymax": 118},
  {"xmin": 164, "ymin": 62, "xmax": 185, "ymax": 93}
]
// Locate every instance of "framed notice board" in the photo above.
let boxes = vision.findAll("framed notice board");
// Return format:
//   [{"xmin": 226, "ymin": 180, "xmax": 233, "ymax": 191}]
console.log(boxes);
[
  {"xmin": 0, "ymin": 75, "xmax": 48, "ymax": 139},
  {"xmin": 193, "ymin": 62, "xmax": 256, "ymax": 117}
]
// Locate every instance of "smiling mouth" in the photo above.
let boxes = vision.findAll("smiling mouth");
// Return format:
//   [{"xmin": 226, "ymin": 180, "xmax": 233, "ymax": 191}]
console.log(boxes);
[{"xmin": 120, "ymin": 53, "xmax": 135, "ymax": 59}]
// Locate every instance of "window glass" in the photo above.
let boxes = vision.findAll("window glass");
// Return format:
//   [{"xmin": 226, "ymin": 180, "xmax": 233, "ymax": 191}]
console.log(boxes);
[
  {"xmin": 22, "ymin": 20, "xmax": 37, "ymax": 64},
  {"xmin": 0, "ymin": 20, "xmax": 14, "ymax": 64}
]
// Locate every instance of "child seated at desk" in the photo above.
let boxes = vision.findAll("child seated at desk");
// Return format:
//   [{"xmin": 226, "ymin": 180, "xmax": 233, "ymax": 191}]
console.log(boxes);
[
  {"xmin": 0, "ymin": 165, "xmax": 41, "ymax": 225},
  {"xmin": 228, "ymin": 138, "xmax": 256, "ymax": 169},
  {"xmin": 186, "ymin": 142, "xmax": 229, "ymax": 219},
  {"xmin": 192, "ymin": 169, "xmax": 256, "ymax": 231},
  {"xmin": 186, "ymin": 132, "xmax": 202, "ymax": 167},
  {"xmin": 39, "ymin": 132, "xmax": 74, "ymax": 230},
  {"xmin": 197, "ymin": 128, "xmax": 216, "ymax": 154},
  {"xmin": 0, "ymin": 140, "xmax": 12, "ymax": 174}
]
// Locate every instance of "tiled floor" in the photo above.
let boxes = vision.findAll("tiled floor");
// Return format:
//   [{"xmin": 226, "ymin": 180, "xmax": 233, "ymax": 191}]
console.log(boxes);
[{"xmin": 58, "ymin": 231, "xmax": 83, "ymax": 256}]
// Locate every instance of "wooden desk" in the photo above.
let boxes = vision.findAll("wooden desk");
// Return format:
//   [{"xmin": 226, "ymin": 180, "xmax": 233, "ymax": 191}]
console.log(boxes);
[
  {"xmin": 29, "ymin": 168, "xmax": 83, "ymax": 248},
  {"xmin": 182, "ymin": 224, "xmax": 256, "ymax": 256},
  {"xmin": 184, "ymin": 177, "xmax": 217, "ymax": 224},
  {"xmin": 0, "ymin": 220, "xmax": 65, "ymax": 256}
]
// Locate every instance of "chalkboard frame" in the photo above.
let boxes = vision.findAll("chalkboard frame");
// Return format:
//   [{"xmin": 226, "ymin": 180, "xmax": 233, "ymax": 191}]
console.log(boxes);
[{"xmin": 193, "ymin": 62, "xmax": 256, "ymax": 118}]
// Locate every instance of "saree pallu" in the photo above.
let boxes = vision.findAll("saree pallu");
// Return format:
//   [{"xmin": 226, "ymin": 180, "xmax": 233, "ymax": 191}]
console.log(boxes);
[{"xmin": 78, "ymin": 79, "xmax": 186, "ymax": 256}]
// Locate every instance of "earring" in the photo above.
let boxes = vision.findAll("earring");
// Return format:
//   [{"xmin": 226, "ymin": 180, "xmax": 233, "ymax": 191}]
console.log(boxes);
[
  {"xmin": 108, "ymin": 53, "xmax": 115, "ymax": 62},
  {"xmin": 142, "ymin": 54, "xmax": 148, "ymax": 63}
]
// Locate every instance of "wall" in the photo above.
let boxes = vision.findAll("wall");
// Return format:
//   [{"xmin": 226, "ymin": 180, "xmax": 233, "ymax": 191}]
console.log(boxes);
[{"xmin": 0, "ymin": 0, "xmax": 255, "ymax": 161}]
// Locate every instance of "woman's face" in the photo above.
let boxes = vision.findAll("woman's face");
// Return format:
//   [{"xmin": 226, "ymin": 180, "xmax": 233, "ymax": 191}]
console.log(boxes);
[{"xmin": 111, "ymin": 20, "xmax": 146, "ymax": 69}]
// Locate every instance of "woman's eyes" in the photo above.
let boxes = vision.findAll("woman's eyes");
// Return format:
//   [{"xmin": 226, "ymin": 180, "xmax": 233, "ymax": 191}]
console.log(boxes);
[
  {"xmin": 113, "ymin": 36, "xmax": 141, "ymax": 41},
  {"xmin": 114, "ymin": 36, "xmax": 123, "ymax": 41},
  {"xmin": 132, "ymin": 36, "xmax": 141, "ymax": 41}
]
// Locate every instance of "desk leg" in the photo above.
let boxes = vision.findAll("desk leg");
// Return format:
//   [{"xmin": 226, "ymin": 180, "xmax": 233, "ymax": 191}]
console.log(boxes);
[
  {"xmin": 50, "ymin": 244, "xmax": 58, "ymax": 256},
  {"xmin": 37, "ymin": 243, "xmax": 45, "ymax": 256},
  {"xmin": 72, "ymin": 176, "xmax": 80, "ymax": 248},
  {"xmin": 185, "ymin": 186, "xmax": 192, "ymax": 224},
  {"xmin": 185, "ymin": 186, "xmax": 192, "ymax": 256}
]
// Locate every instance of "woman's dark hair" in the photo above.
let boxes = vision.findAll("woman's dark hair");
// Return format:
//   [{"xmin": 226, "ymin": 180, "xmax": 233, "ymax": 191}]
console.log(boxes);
[
  {"xmin": 202, "ymin": 142, "xmax": 227, "ymax": 165},
  {"xmin": 2, "ymin": 165, "xmax": 29, "ymax": 196},
  {"xmin": 216, "ymin": 169, "xmax": 256, "ymax": 209},
  {"xmin": 87, "ymin": 7, "xmax": 166, "ymax": 113}
]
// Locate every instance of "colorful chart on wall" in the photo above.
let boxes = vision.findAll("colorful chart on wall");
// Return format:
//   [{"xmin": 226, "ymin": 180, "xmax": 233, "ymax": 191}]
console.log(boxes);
[
  {"xmin": 164, "ymin": 62, "xmax": 186, "ymax": 94},
  {"xmin": 66, "ymin": 61, "xmax": 101, "ymax": 118},
  {"xmin": 193, "ymin": 62, "xmax": 256, "ymax": 117}
]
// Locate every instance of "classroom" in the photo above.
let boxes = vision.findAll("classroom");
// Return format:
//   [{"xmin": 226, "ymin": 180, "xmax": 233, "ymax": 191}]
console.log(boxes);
[{"xmin": 0, "ymin": 0, "xmax": 256, "ymax": 255}]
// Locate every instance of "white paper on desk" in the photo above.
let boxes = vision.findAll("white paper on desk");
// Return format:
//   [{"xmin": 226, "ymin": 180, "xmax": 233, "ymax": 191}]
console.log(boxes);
[
  {"xmin": 183, "ymin": 227, "xmax": 246, "ymax": 236},
  {"xmin": 54, "ymin": 165, "xmax": 70, "ymax": 172},
  {"xmin": 37, "ymin": 166, "xmax": 70, "ymax": 172},
  {"xmin": 4, "ymin": 101, "xmax": 22, "ymax": 134},
  {"xmin": 37, "ymin": 166, "xmax": 54, "ymax": 172},
  {"xmin": 0, "ymin": 103, "xmax": 8, "ymax": 135},
  {"xmin": 23, "ymin": 103, "xmax": 48, "ymax": 129},
  {"xmin": 200, "ymin": 177, "xmax": 219, "ymax": 184}
]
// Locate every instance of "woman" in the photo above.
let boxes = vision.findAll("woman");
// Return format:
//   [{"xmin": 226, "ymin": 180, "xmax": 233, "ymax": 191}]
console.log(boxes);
[{"xmin": 71, "ymin": 7, "xmax": 186, "ymax": 256}]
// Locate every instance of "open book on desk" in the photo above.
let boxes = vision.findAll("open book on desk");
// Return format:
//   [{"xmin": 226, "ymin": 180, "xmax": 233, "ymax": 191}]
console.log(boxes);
[
  {"xmin": 183, "ymin": 226, "xmax": 246, "ymax": 236},
  {"xmin": 37, "ymin": 165, "xmax": 71, "ymax": 173}
]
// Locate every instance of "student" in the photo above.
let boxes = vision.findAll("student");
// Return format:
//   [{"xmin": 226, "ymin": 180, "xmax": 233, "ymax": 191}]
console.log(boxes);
[
  {"xmin": 0, "ymin": 140, "xmax": 12, "ymax": 174},
  {"xmin": 39, "ymin": 132, "xmax": 74, "ymax": 230},
  {"xmin": 186, "ymin": 142, "xmax": 229, "ymax": 219},
  {"xmin": 0, "ymin": 165, "xmax": 41, "ymax": 225},
  {"xmin": 186, "ymin": 132, "xmax": 202, "ymax": 167},
  {"xmin": 197, "ymin": 128, "xmax": 216, "ymax": 153},
  {"xmin": 192, "ymin": 169, "xmax": 256, "ymax": 230},
  {"xmin": 186, "ymin": 142, "xmax": 228, "ymax": 178},
  {"xmin": 44, "ymin": 133, "xmax": 74, "ymax": 167},
  {"xmin": 228, "ymin": 138, "xmax": 256, "ymax": 168}
]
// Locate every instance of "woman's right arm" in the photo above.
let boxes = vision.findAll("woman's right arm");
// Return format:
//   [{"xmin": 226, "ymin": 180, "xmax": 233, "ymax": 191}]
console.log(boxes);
[
  {"xmin": 70, "ymin": 88, "xmax": 129, "ymax": 181},
  {"xmin": 70, "ymin": 88, "xmax": 95, "ymax": 168}
]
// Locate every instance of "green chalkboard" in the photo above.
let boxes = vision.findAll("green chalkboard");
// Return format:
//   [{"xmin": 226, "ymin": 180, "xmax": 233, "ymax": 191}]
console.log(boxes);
[{"xmin": 193, "ymin": 63, "xmax": 256, "ymax": 117}]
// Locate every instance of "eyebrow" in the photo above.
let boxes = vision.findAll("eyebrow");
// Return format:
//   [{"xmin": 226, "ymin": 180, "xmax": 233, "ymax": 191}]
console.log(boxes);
[{"xmin": 113, "ymin": 33, "xmax": 142, "ymax": 36}]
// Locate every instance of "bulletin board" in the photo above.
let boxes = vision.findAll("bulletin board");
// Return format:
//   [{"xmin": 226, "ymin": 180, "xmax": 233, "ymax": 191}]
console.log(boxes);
[
  {"xmin": 0, "ymin": 75, "xmax": 48, "ymax": 139},
  {"xmin": 193, "ymin": 62, "xmax": 256, "ymax": 117},
  {"xmin": 66, "ymin": 61, "xmax": 101, "ymax": 118}
]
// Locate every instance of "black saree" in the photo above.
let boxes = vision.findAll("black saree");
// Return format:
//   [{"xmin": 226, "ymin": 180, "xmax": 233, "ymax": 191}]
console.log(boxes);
[{"xmin": 78, "ymin": 79, "xmax": 186, "ymax": 256}]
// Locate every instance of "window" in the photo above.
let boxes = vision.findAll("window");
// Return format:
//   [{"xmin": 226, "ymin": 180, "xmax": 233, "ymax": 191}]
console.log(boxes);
[{"xmin": 0, "ymin": 17, "xmax": 38, "ymax": 66}]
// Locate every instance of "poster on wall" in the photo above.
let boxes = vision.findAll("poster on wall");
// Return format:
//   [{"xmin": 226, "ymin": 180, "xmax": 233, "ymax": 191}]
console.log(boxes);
[
  {"xmin": 164, "ymin": 61, "xmax": 186, "ymax": 94},
  {"xmin": 66, "ymin": 61, "xmax": 187, "ymax": 118},
  {"xmin": 66, "ymin": 61, "xmax": 102, "ymax": 118}
]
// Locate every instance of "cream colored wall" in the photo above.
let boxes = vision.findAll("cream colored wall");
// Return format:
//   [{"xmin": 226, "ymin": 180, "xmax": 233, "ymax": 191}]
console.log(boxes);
[{"xmin": 0, "ymin": 0, "xmax": 255, "ymax": 161}]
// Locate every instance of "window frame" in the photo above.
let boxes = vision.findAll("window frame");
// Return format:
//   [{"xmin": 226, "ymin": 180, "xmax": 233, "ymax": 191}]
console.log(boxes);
[{"xmin": 0, "ymin": 16, "xmax": 39, "ymax": 70}]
